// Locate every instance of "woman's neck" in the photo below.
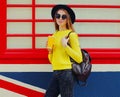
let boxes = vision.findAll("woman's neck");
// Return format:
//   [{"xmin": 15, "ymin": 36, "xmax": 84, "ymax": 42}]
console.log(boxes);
[{"xmin": 59, "ymin": 26, "xmax": 67, "ymax": 31}]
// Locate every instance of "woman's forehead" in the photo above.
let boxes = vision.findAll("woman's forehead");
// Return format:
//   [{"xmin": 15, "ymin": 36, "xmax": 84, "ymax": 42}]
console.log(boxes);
[{"xmin": 57, "ymin": 9, "xmax": 66, "ymax": 14}]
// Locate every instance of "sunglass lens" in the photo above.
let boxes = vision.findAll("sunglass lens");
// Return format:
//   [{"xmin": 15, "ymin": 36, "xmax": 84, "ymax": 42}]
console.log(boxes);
[
  {"xmin": 55, "ymin": 14, "xmax": 60, "ymax": 19},
  {"xmin": 62, "ymin": 15, "xmax": 67, "ymax": 20}
]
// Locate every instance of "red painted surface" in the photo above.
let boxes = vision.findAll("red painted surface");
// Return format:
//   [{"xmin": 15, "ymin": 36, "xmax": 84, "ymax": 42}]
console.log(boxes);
[
  {"xmin": 0, "ymin": 2, "xmax": 120, "ymax": 64},
  {"xmin": 0, "ymin": 0, "xmax": 6, "ymax": 54},
  {"xmin": 0, "ymin": 48, "xmax": 119, "ymax": 64},
  {"xmin": 0, "ymin": 79, "xmax": 45, "ymax": 97},
  {"xmin": 7, "ymin": 4, "xmax": 120, "ymax": 8}
]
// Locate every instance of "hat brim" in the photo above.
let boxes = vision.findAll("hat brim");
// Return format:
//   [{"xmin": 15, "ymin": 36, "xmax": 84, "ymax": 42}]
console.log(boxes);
[{"xmin": 51, "ymin": 4, "xmax": 75, "ymax": 24}]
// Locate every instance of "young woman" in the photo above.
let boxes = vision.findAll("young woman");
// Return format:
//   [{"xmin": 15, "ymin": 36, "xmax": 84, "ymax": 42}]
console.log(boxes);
[{"xmin": 45, "ymin": 4, "xmax": 83, "ymax": 97}]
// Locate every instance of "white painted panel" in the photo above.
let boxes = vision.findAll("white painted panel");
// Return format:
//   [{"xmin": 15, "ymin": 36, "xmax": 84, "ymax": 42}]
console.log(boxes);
[
  {"xmin": 7, "ymin": 37, "xmax": 32, "ymax": 49},
  {"xmin": 74, "ymin": 23, "xmax": 120, "ymax": 34},
  {"xmin": 36, "ymin": 22, "xmax": 54, "ymax": 34},
  {"xmin": 36, "ymin": 8, "xmax": 120, "ymax": 20},
  {"xmin": 81, "ymin": 0, "xmax": 120, "ymax": 4},
  {"xmin": 74, "ymin": 8, "xmax": 120, "ymax": 19},
  {"xmin": 35, "ymin": 22, "xmax": 120, "ymax": 34},
  {"xmin": 0, "ymin": 64, "xmax": 120, "ymax": 72},
  {"xmin": 7, "ymin": 8, "xmax": 32, "ymax": 19},
  {"xmin": 36, "ymin": 37, "xmax": 47, "ymax": 48},
  {"xmin": 80, "ymin": 37, "xmax": 120, "ymax": 48},
  {"xmin": 7, "ymin": 22, "xmax": 32, "ymax": 34},
  {"xmin": 36, "ymin": 8, "xmax": 52, "ymax": 19},
  {"xmin": 35, "ymin": 37, "xmax": 120, "ymax": 48},
  {"xmin": 0, "ymin": 64, "xmax": 52, "ymax": 72},
  {"xmin": 36, "ymin": 0, "xmax": 120, "ymax": 5},
  {"xmin": 7, "ymin": 0, "xmax": 32, "ymax": 4}
]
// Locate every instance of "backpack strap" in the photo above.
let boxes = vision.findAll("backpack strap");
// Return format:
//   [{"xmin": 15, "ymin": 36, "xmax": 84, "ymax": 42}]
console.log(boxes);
[
  {"xmin": 67, "ymin": 31, "xmax": 73, "ymax": 46},
  {"xmin": 67, "ymin": 31, "xmax": 73, "ymax": 38}
]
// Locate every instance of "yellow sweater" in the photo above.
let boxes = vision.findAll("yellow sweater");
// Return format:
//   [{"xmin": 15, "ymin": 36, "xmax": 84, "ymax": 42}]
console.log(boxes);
[{"xmin": 48, "ymin": 30, "xmax": 83, "ymax": 70}]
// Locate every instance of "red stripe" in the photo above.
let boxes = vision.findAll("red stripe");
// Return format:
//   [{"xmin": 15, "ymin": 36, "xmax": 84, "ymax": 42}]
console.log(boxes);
[
  {"xmin": 32, "ymin": 0, "xmax": 36, "ymax": 50},
  {"xmin": 78, "ymin": 34, "xmax": 120, "ymax": 37},
  {"xmin": 6, "ymin": 33, "xmax": 120, "ymax": 37},
  {"xmin": 7, "ymin": 4, "xmax": 32, "ymax": 7},
  {"xmin": 0, "ymin": 0, "xmax": 6, "ymax": 53},
  {"xmin": 68, "ymin": 4, "xmax": 120, "ymax": 8},
  {"xmin": 35, "ymin": 19, "xmax": 120, "ymax": 23},
  {"xmin": 7, "ymin": 19, "xmax": 120, "ymax": 23},
  {"xmin": 0, "ymin": 79, "xmax": 44, "ymax": 97},
  {"xmin": 0, "ymin": 48, "xmax": 119, "ymax": 64},
  {"xmin": 7, "ymin": 4, "xmax": 120, "ymax": 8},
  {"xmin": 7, "ymin": 19, "xmax": 32, "ymax": 22},
  {"xmin": 76, "ymin": 19, "xmax": 120, "ymax": 23}
]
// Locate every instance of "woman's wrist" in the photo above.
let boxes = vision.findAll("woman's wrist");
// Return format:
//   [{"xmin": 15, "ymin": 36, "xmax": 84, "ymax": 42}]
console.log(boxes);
[
  {"xmin": 47, "ymin": 48, "xmax": 53, "ymax": 54},
  {"xmin": 49, "ymin": 51, "xmax": 52, "ymax": 54}
]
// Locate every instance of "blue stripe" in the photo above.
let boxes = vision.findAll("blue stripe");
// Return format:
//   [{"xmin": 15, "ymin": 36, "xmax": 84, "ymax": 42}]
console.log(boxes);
[
  {"xmin": 1, "ymin": 72, "xmax": 120, "ymax": 97},
  {"xmin": 74, "ymin": 72, "xmax": 120, "ymax": 97},
  {"xmin": 0, "ymin": 72, "xmax": 53, "ymax": 89}
]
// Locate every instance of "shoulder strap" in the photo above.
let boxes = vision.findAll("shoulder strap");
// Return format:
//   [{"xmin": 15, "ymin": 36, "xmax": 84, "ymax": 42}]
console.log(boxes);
[
  {"xmin": 67, "ymin": 31, "xmax": 73, "ymax": 46},
  {"xmin": 67, "ymin": 31, "xmax": 73, "ymax": 38}
]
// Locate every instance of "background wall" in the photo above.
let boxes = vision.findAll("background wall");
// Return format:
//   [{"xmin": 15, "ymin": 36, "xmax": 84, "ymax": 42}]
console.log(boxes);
[{"xmin": 0, "ymin": 0, "xmax": 120, "ymax": 97}]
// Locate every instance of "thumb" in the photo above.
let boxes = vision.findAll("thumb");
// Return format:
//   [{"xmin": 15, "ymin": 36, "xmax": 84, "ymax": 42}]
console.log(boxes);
[{"xmin": 66, "ymin": 37, "xmax": 69, "ymax": 42}]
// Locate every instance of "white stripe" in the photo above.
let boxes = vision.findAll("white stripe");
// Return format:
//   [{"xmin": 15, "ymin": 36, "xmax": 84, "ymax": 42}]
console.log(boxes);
[
  {"xmin": 0, "ymin": 64, "xmax": 120, "ymax": 72},
  {"xmin": 0, "ymin": 75, "xmax": 46, "ymax": 93},
  {"xmin": 92, "ymin": 64, "xmax": 120, "ymax": 72},
  {"xmin": 0, "ymin": 88, "xmax": 27, "ymax": 97},
  {"xmin": 0, "ymin": 64, "xmax": 52, "ymax": 72}
]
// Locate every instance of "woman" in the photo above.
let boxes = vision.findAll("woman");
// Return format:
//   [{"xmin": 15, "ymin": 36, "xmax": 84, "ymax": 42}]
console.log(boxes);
[{"xmin": 45, "ymin": 4, "xmax": 83, "ymax": 97}]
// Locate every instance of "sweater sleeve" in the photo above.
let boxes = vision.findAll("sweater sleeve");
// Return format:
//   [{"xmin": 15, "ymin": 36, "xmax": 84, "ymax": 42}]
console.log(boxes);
[
  {"xmin": 64, "ymin": 32, "xmax": 83, "ymax": 63},
  {"xmin": 48, "ymin": 53, "xmax": 53, "ymax": 63},
  {"xmin": 47, "ymin": 34, "xmax": 55, "ymax": 63}
]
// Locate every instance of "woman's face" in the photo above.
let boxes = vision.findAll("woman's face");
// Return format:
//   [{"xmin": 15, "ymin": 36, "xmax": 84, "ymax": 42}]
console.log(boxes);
[{"xmin": 55, "ymin": 9, "xmax": 67, "ymax": 27}]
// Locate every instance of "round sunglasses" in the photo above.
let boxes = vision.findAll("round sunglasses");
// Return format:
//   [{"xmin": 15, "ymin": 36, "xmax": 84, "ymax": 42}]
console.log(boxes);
[{"xmin": 55, "ymin": 14, "xmax": 67, "ymax": 20}]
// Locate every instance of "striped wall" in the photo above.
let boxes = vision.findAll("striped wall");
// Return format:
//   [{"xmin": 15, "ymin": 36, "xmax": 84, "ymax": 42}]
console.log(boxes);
[
  {"xmin": 1, "ymin": 64, "xmax": 120, "ymax": 97},
  {"xmin": 0, "ymin": 0, "xmax": 120, "ymax": 97}
]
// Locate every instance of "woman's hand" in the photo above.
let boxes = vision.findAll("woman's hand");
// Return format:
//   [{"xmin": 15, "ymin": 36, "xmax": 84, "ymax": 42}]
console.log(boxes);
[
  {"xmin": 48, "ymin": 48, "xmax": 53, "ymax": 54},
  {"xmin": 61, "ymin": 37, "xmax": 69, "ymax": 47}
]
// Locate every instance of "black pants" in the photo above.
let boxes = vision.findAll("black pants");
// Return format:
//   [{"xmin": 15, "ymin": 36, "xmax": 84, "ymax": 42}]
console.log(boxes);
[{"xmin": 44, "ymin": 69, "xmax": 76, "ymax": 97}]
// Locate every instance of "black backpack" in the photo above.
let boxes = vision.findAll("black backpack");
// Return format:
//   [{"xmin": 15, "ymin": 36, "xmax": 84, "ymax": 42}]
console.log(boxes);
[
  {"xmin": 71, "ymin": 49, "xmax": 92, "ymax": 86},
  {"xmin": 67, "ymin": 32, "xmax": 92, "ymax": 86}
]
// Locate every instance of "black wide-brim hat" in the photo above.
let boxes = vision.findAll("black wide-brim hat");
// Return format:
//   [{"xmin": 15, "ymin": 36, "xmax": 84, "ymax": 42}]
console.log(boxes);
[{"xmin": 51, "ymin": 4, "xmax": 76, "ymax": 24}]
